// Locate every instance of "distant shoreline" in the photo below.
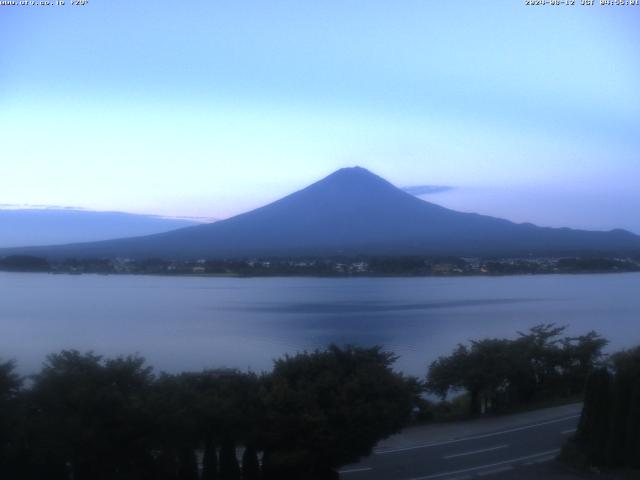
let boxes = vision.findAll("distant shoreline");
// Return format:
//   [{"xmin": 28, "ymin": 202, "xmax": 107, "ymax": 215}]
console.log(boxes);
[
  {"xmin": 2, "ymin": 270, "xmax": 639, "ymax": 279},
  {"xmin": 2, "ymin": 253, "xmax": 639, "ymax": 278}
]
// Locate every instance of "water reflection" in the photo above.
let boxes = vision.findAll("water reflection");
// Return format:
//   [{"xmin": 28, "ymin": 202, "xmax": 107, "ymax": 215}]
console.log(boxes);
[{"xmin": 0, "ymin": 272, "xmax": 638, "ymax": 376}]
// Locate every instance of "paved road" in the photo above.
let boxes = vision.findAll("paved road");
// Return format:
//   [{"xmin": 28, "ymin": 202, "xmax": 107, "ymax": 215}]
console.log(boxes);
[{"xmin": 339, "ymin": 403, "xmax": 582, "ymax": 480}]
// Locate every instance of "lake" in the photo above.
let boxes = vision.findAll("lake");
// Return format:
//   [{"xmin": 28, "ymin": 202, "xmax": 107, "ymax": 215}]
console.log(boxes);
[{"xmin": 1, "ymin": 272, "xmax": 639, "ymax": 376}]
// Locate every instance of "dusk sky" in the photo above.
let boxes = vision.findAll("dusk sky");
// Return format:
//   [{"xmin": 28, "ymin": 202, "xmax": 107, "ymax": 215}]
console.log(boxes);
[{"xmin": 1, "ymin": 1, "xmax": 639, "ymax": 232}]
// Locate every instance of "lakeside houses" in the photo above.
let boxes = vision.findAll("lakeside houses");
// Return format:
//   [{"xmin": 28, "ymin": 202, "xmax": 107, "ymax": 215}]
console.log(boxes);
[{"xmin": 2, "ymin": 254, "xmax": 639, "ymax": 277}]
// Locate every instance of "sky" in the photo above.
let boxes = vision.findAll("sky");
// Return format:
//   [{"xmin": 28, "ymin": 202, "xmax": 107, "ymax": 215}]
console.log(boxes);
[{"xmin": 1, "ymin": 1, "xmax": 639, "ymax": 232}]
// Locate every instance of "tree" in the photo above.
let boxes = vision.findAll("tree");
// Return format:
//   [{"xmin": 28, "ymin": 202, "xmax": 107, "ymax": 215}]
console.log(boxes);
[
  {"xmin": 0, "ymin": 360, "xmax": 23, "ymax": 478},
  {"xmin": 564, "ymin": 346, "xmax": 640, "ymax": 470},
  {"xmin": 427, "ymin": 344, "xmax": 470, "ymax": 399},
  {"xmin": 187, "ymin": 369, "xmax": 264, "ymax": 480},
  {"xmin": 242, "ymin": 444, "xmax": 261, "ymax": 480},
  {"xmin": 606, "ymin": 347, "xmax": 640, "ymax": 467},
  {"xmin": 27, "ymin": 350, "xmax": 155, "ymax": 480},
  {"xmin": 0, "ymin": 255, "xmax": 50, "ymax": 272},
  {"xmin": 427, "ymin": 325, "xmax": 607, "ymax": 415},
  {"xmin": 147, "ymin": 373, "xmax": 200, "ymax": 480},
  {"xmin": 624, "ymin": 380, "xmax": 640, "ymax": 469},
  {"xmin": 219, "ymin": 437, "xmax": 241, "ymax": 480},
  {"xmin": 560, "ymin": 331, "xmax": 608, "ymax": 395},
  {"xmin": 177, "ymin": 448, "xmax": 199, "ymax": 480},
  {"xmin": 576, "ymin": 368, "xmax": 611, "ymax": 466},
  {"xmin": 202, "ymin": 441, "xmax": 219, "ymax": 480},
  {"xmin": 261, "ymin": 345, "xmax": 419, "ymax": 479},
  {"xmin": 0, "ymin": 360, "xmax": 21, "ymax": 400},
  {"xmin": 514, "ymin": 324, "xmax": 566, "ymax": 398},
  {"xmin": 428, "ymin": 339, "xmax": 517, "ymax": 414}
]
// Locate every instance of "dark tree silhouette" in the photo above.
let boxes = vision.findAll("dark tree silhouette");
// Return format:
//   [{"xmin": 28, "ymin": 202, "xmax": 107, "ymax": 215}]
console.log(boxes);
[
  {"xmin": 428, "ymin": 325, "xmax": 607, "ymax": 415},
  {"xmin": 25, "ymin": 351, "xmax": 155, "ymax": 480},
  {"xmin": 219, "ymin": 437, "xmax": 241, "ymax": 480},
  {"xmin": 0, "ymin": 345, "xmax": 417, "ymax": 479},
  {"xmin": 563, "ymin": 346, "xmax": 640, "ymax": 470},
  {"xmin": 0, "ymin": 360, "xmax": 23, "ymax": 479},
  {"xmin": 606, "ymin": 347, "xmax": 640, "ymax": 467},
  {"xmin": 147, "ymin": 373, "xmax": 199, "ymax": 479},
  {"xmin": 177, "ymin": 447, "xmax": 198, "ymax": 480},
  {"xmin": 242, "ymin": 444, "xmax": 261, "ymax": 480},
  {"xmin": 0, "ymin": 255, "xmax": 50, "ymax": 272},
  {"xmin": 202, "ymin": 440, "xmax": 219, "ymax": 480},
  {"xmin": 261, "ymin": 345, "xmax": 419, "ymax": 479},
  {"xmin": 576, "ymin": 368, "xmax": 611, "ymax": 466},
  {"xmin": 625, "ymin": 380, "xmax": 640, "ymax": 469}
]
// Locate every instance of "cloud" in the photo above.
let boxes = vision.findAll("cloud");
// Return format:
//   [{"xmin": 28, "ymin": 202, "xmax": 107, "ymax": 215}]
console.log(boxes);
[
  {"xmin": 0, "ymin": 203, "xmax": 216, "ymax": 223},
  {"xmin": 402, "ymin": 185, "xmax": 454, "ymax": 196},
  {"xmin": 0, "ymin": 203, "xmax": 85, "ymax": 210}
]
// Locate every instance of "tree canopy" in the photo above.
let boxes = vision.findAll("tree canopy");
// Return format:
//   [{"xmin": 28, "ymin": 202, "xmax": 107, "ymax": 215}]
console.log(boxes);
[
  {"xmin": 427, "ymin": 324, "xmax": 607, "ymax": 414},
  {"xmin": 0, "ymin": 345, "xmax": 418, "ymax": 480},
  {"xmin": 565, "ymin": 346, "xmax": 640, "ymax": 470},
  {"xmin": 261, "ymin": 345, "xmax": 419, "ymax": 479}
]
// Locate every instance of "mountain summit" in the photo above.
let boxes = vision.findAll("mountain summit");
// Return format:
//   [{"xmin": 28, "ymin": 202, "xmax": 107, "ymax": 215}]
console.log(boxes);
[{"xmin": 3, "ymin": 167, "xmax": 640, "ymax": 259}]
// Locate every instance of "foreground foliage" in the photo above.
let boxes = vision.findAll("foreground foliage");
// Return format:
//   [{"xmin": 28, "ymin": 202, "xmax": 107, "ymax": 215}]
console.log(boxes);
[
  {"xmin": 0, "ymin": 346, "xmax": 418, "ymax": 480},
  {"xmin": 563, "ymin": 346, "xmax": 640, "ymax": 471},
  {"xmin": 427, "ymin": 324, "xmax": 607, "ymax": 414}
]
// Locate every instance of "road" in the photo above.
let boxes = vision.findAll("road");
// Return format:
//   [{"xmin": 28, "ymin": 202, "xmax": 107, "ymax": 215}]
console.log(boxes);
[{"xmin": 339, "ymin": 403, "xmax": 582, "ymax": 480}]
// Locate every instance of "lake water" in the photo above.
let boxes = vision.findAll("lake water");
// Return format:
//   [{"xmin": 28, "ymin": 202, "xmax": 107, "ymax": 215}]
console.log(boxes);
[{"xmin": 1, "ymin": 272, "xmax": 639, "ymax": 376}]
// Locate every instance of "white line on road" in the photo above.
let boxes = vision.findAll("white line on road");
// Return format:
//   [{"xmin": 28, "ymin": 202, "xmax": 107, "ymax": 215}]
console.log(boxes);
[
  {"xmin": 523, "ymin": 454, "xmax": 557, "ymax": 465},
  {"xmin": 376, "ymin": 415, "xmax": 579, "ymax": 454},
  {"xmin": 561, "ymin": 428, "xmax": 576, "ymax": 435},
  {"xmin": 407, "ymin": 449, "xmax": 560, "ymax": 480},
  {"xmin": 477, "ymin": 465, "xmax": 513, "ymax": 476},
  {"xmin": 444, "ymin": 444, "xmax": 508, "ymax": 459},
  {"xmin": 338, "ymin": 467, "xmax": 373, "ymax": 474}
]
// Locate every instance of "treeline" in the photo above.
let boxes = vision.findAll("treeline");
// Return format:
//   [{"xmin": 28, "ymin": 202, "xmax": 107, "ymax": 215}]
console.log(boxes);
[
  {"xmin": 0, "ymin": 327, "xmax": 618, "ymax": 479},
  {"xmin": 0, "ymin": 255, "xmax": 50, "ymax": 272},
  {"xmin": 427, "ymin": 324, "xmax": 607, "ymax": 415},
  {"xmin": 562, "ymin": 346, "xmax": 640, "ymax": 470},
  {"xmin": 2, "ymin": 254, "xmax": 639, "ymax": 277},
  {"xmin": 0, "ymin": 346, "xmax": 419, "ymax": 480}
]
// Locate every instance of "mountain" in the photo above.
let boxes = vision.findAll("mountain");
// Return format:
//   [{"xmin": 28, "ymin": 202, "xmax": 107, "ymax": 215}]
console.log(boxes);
[
  {"xmin": 2, "ymin": 167, "xmax": 639, "ymax": 259},
  {"xmin": 0, "ymin": 208, "xmax": 201, "ymax": 248}
]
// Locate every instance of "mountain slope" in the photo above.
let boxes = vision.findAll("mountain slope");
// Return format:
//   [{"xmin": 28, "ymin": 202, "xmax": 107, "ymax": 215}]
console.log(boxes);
[{"xmin": 2, "ymin": 167, "xmax": 639, "ymax": 259}]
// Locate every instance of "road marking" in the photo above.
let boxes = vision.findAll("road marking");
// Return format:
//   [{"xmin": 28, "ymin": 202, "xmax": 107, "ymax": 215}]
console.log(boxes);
[
  {"xmin": 444, "ymin": 444, "xmax": 508, "ymax": 459},
  {"xmin": 477, "ymin": 465, "xmax": 513, "ymax": 476},
  {"xmin": 523, "ymin": 454, "xmax": 557, "ymax": 465},
  {"xmin": 376, "ymin": 415, "xmax": 579, "ymax": 454},
  {"xmin": 407, "ymin": 449, "xmax": 560, "ymax": 480},
  {"xmin": 561, "ymin": 428, "xmax": 576, "ymax": 435},
  {"xmin": 338, "ymin": 467, "xmax": 373, "ymax": 474}
]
